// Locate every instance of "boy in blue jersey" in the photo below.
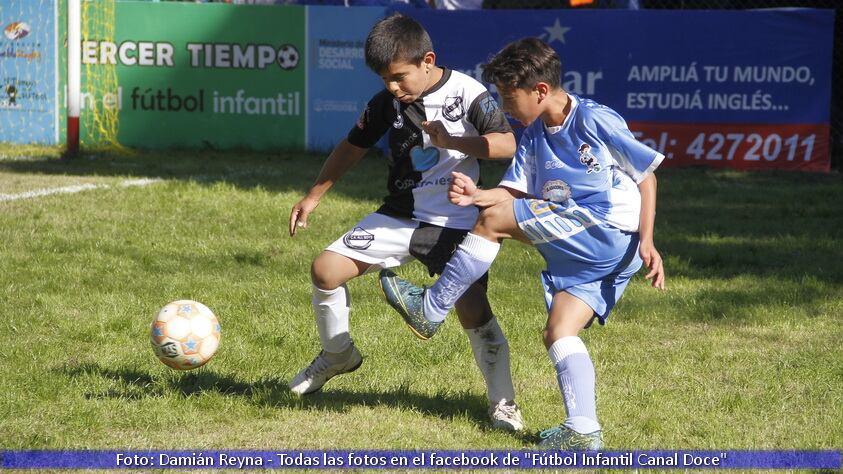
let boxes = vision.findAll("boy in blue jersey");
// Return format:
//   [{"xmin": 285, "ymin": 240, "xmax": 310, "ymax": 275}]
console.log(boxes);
[{"xmin": 380, "ymin": 38, "xmax": 665, "ymax": 450}]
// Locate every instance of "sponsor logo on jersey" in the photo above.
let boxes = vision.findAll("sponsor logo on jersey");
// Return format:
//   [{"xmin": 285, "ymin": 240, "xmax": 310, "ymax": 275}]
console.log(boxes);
[
  {"xmin": 541, "ymin": 179, "xmax": 572, "ymax": 204},
  {"xmin": 410, "ymin": 146, "xmax": 439, "ymax": 172},
  {"xmin": 578, "ymin": 143, "xmax": 602, "ymax": 174},
  {"xmin": 342, "ymin": 227, "xmax": 375, "ymax": 250},
  {"xmin": 442, "ymin": 96, "xmax": 465, "ymax": 122},
  {"xmin": 545, "ymin": 158, "xmax": 565, "ymax": 169},
  {"xmin": 528, "ymin": 200, "xmax": 559, "ymax": 216}
]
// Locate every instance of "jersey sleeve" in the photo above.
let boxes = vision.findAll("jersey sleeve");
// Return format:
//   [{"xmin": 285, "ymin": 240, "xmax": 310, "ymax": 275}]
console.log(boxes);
[
  {"xmin": 466, "ymin": 91, "xmax": 513, "ymax": 136},
  {"xmin": 596, "ymin": 108, "xmax": 664, "ymax": 183},
  {"xmin": 498, "ymin": 126, "xmax": 535, "ymax": 194},
  {"xmin": 347, "ymin": 91, "xmax": 392, "ymax": 149}
]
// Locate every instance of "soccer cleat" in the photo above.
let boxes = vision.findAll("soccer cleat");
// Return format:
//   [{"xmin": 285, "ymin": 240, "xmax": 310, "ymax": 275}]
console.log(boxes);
[
  {"xmin": 489, "ymin": 399, "xmax": 524, "ymax": 432},
  {"xmin": 288, "ymin": 344, "xmax": 363, "ymax": 395},
  {"xmin": 538, "ymin": 425, "xmax": 603, "ymax": 450},
  {"xmin": 379, "ymin": 269, "xmax": 442, "ymax": 340}
]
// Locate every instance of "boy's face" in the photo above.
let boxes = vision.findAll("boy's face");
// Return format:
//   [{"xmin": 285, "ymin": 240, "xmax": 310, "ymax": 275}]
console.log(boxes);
[
  {"xmin": 379, "ymin": 52, "xmax": 436, "ymax": 103},
  {"xmin": 496, "ymin": 84, "xmax": 542, "ymax": 127}
]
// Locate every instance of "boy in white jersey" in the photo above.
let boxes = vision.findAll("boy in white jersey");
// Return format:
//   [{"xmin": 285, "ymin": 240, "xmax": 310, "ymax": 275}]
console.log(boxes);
[
  {"xmin": 287, "ymin": 14, "xmax": 525, "ymax": 431},
  {"xmin": 381, "ymin": 38, "xmax": 665, "ymax": 449}
]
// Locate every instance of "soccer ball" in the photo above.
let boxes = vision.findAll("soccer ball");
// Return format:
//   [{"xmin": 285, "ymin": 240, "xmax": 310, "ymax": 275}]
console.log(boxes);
[
  {"xmin": 277, "ymin": 44, "xmax": 299, "ymax": 70},
  {"xmin": 150, "ymin": 300, "xmax": 221, "ymax": 370}
]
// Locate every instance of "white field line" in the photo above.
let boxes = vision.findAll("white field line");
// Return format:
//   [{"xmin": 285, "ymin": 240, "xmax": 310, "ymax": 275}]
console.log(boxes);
[{"xmin": 0, "ymin": 178, "xmax": 163, "ymax": 203}]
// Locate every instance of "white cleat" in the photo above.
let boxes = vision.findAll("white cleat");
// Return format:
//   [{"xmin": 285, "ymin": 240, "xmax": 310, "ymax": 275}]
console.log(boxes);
[
  {"xmin": 288, "ymin": 345, "xmax": 363, "ymax": 395},
  {"xmin": 489, "ymin": 399, "xmax": 524, "ymax": 432}
]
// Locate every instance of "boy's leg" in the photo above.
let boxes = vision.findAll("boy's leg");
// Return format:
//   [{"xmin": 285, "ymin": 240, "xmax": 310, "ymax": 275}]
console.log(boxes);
[
  {"xmin": 380, "ymin": 200, "xmax": 530, "ymax": 338},
  {"xmin": 310, "ymin": 250, "xmax": 370, "ymax": 354},
  {"xmin": 455, "ymin": 283, "xmax": 522, "ymax": 431},
  {"xmin": 397, "ymin": 222, "xmax": 522, "ymax": 431},
  {"xmin": 539, "ymin": 290, "xmax": 603, "ymax": 450},
  {"xmin": 290, "ymin": 212, "xmax": 416, "ymax": 395},
  {"xmin": 288, "ymin": 250, "xmax": 369, "ymax": 395},
  {"xmin": 425, "ymin": 200, "xmax": 531, "ymax": 319}
]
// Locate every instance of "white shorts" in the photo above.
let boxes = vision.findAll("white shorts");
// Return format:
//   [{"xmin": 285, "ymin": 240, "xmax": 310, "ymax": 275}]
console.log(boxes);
[
  {"xmin": 325, "ymin": 212, "xmax": 484, "ymax": 282},
  {"xmin": 326, "ymin": 212, "xmax": 416, "ymax": 272}
]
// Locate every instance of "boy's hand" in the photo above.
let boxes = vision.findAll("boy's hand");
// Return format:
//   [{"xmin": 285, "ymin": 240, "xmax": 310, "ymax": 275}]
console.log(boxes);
[
  {"xmin": 639, "ymin": 241, "xmax": 665, "ymax": 289},
  {"xmin": 289, "ymin": 195, "xmax": 320, "ymax": 237},
  {"xmin": 448, "ymin": 171, "xmax": 477, "ymax": 207},
  {"xmin": 421, "ymin": 121, "xmax": 453, "ymax": 149}
]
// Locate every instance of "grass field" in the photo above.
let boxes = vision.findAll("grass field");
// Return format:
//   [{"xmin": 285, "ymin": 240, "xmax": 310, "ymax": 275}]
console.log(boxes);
[{"xmin": 0, "ymin": 144, "xmax": 841, "ymax": 452}]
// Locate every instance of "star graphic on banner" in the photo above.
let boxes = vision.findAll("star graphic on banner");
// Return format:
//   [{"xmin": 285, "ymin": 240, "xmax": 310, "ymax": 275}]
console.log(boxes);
[{"xmin": 543, "ymin": 18, "xmax": 571, "ymax": 45}]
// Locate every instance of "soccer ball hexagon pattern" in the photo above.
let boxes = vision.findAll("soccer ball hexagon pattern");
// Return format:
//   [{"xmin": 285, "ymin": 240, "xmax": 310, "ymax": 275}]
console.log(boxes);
[
  {"xmin": 277, "ymin": 44, "xmax": 299, "ymax": 70},
  {"xmin": 151, "ymin": 300, "xmax": 221, "ymax": 370}
]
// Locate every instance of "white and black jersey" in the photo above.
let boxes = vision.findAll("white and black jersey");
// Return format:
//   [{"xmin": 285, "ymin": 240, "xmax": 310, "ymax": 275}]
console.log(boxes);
[{"xmin": 347, "ymin": 68, "xmax": 513, "ymax": 230}]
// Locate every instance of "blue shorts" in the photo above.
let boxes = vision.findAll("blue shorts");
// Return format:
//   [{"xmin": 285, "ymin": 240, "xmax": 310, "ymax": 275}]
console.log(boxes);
[{"xmin": 513, "ymin": 198, "xmax": 642, "ymax": 323}]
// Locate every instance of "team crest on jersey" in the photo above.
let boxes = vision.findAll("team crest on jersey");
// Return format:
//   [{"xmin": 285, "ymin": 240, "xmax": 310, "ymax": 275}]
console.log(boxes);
[
  {"xmin": 578, "ymin": 143, "xmax": 602, "ymax": 174},
  {"xmin": 392, "ymin": 98, "xmax": 404, "ymax": 129},
  {"xmin": 343, "ymin": 227, "xmax": 375, "ymax": 250},
  {"xmin": 541, "ymin": 180, "xmax": 571, "ymax": 204},
  {"xmin": 442, "ymin": 96, "xmax": 465, "ymax": 122}
]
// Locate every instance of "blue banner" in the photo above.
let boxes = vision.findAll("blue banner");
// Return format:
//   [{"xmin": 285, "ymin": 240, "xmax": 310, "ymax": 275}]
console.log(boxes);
[
  {"xmin": 306, "ymin": 5, "xmax": 386, "ymax": 151},
  {"xmin": 0, "ymin": 0, "xmax": 58, "ymax": 144},
  {"xmin": 2, "ymin": 450, "xmax": 841, "ymax": 469},
  {"xmin": 393, "ymin": 8, "xmax": 834, "ymax": 171},
  {"xmin": 401, "ymin": 8, "xmax": 833, "ymax": 124}
]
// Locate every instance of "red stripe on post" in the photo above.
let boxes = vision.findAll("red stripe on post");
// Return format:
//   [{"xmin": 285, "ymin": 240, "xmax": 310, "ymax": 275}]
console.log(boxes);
[{"xmin": 67, "ymin": 116, "xmax": 80, "ymax": 157}]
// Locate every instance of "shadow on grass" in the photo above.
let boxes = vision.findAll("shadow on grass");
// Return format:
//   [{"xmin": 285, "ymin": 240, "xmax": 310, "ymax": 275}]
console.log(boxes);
[
  {"xmin": 0, "ymin": 149, "xmax": 387, "ymax": 204},
  {"xmin": 59, "ymin": 362, "xmax": 535, "ymax": 444}
]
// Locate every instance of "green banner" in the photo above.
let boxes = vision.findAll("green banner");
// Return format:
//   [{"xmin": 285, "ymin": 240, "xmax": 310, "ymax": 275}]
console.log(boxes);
[{"xmin": 80, "ymin": 1, "xmax": 305, "ymax": 149}]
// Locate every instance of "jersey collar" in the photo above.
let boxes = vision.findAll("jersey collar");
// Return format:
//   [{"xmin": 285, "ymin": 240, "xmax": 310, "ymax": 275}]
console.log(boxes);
[
  {"xmin": 419, "ymin": 67, "xmax": 451, "ymax": 99},
  {"xmin": 544, "ymin": 93, "xmax": 578, "ymax": 135}
]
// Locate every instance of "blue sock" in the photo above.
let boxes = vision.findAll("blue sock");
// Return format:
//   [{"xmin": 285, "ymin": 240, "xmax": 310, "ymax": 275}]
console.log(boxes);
[
  {"xmin": 548, "ymin": 336, "xmax": 601, "ymax": 434},
  {"xmin": 423, "ymin": 233, "xmax": 499, "ymax": 322}
]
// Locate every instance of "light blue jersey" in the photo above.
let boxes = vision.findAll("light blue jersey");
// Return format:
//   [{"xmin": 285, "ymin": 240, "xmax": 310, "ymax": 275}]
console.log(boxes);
[
  {"xmin": 501, "ymin": 94, "xmax": 663, "ymax": 321},
  {"xmin": 500, "ymin": 94, "xmax": 663, "ymax": 232}
]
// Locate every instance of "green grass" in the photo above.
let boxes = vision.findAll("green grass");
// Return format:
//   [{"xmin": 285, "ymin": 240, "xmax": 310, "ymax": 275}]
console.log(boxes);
[{"xmin": 0, "ymin": 144, "xmax": 841, "ymax": 450}]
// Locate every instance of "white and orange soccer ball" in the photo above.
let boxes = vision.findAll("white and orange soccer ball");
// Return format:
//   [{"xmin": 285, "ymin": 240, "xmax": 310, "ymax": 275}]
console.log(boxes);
[{"xmin": 150, "ymin": 300, "xmax": 221, "ymax": 370}]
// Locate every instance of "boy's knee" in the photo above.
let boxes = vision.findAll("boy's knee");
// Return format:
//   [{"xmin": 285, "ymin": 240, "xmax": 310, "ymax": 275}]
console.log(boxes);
[
  {"xmin": 311, "ymin": 253, "xmax": 339, "ymax": 290},
  {"xmin": 473, "ymin": 204, "xmax": 506, "ymax": 239}
]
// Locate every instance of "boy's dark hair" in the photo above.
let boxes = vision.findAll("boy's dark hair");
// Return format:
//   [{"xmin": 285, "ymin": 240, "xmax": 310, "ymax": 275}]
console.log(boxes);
[
  {"xmin": 365, "ymin": 13, "xmax": 433, "ymax": 74},
  {"xmin": 481, "ymin": 38, "xmax": 561, "ymax": 89}
]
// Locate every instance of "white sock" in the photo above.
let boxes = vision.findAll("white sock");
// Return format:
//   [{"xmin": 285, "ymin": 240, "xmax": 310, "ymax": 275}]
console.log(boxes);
[
  {"xmin": 312, "ymin": 284, "xmax": 351, "ymax": 354},
  {"xmin": 465, "ymin": 317, "xmax": 515, "ymax": 404},
  {"xmin": 423, "ymin": 233, "xmax": 500, "ymax": 322},
  {"xmin": 548, "ymin": 336, "xmax": 601, "ymax": 434}
]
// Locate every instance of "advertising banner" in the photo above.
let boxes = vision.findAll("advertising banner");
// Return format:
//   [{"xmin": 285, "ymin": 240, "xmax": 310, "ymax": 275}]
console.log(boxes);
[
  {"xmin": 80, "ymin": 1, "xmax": 305, "ymax": 149},
  {"xmin": 402, "ymin": 8, "xmax": 834, "ymax": 171},
  {"xmin": 306, "ymin": 5, "xmax": 385, "ymax": 151},
  {"xmin": 0, "ymin": 0, "xmax": 58, "ymax": 144}
]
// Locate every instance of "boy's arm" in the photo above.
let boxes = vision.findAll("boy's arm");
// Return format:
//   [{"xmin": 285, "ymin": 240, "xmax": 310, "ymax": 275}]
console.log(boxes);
[
  {"xmin": 638, "ymin": 174, "xmax": 665, "ymax": 289},
  {"xmin": 422, "ymin": 120, "xmax": 516, "ymax": 159},
  {"xmin": 289, "ymin": 139, "xmax": 368, "ymax": 236},
  {"xmin": 449, "ymin": 171, "xmax": 526, "ymax": 208}
]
